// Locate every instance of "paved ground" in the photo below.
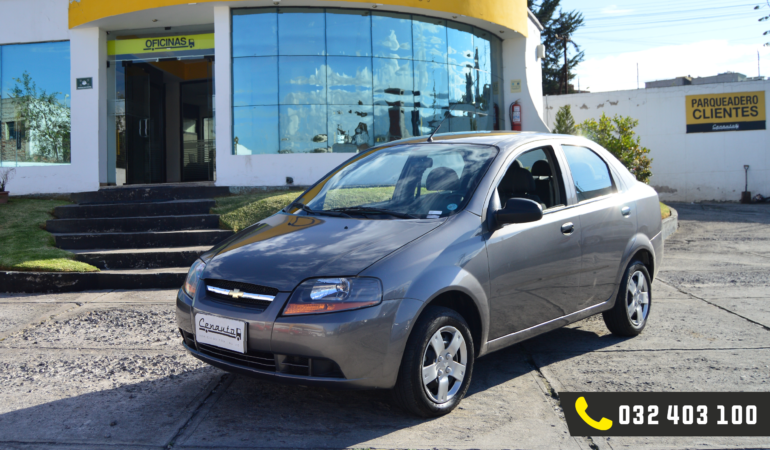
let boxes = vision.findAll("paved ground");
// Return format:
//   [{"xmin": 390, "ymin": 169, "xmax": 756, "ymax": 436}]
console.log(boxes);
[{"xmin": 1, "ymin": 202, "xmax": 769, "ymax": 449}]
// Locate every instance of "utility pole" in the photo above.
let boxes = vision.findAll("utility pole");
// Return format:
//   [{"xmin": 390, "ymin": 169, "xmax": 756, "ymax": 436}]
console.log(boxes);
[
  {"xmin": 759, "ymin": 51, "xmax": 761, "ymax": 78},
  {"xmin": 637, "ymin": 63, "xmax": 639, "ymax": 89},
  {"xmin": 555, "ymin": 34, "xmax": 573, "ymax": 95}
]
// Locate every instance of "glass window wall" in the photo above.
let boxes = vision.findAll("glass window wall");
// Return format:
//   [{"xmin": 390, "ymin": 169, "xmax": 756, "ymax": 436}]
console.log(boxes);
[
  {"xmin": 1, "ymin": 41, "xmax": 71, "ymax": 166},
  {"xmin": 232, "ymin": 7, "xmax": 503, "ymax": 155}
]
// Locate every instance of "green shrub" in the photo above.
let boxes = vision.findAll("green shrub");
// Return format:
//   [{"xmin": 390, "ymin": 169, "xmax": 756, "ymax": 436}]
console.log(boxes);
[
  {"xmin": 578, "ymin": 113, "xmax": 653, "ymax": 183},
  {"xmin": 553, "ymin": 105, "xmax": 577, "ymax": 135}
]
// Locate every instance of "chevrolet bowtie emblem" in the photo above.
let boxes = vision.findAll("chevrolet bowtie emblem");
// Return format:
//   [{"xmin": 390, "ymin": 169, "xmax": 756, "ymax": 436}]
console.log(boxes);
[{"xmin": 230, "ymin": 289, "xmax": 244, "ymax": 299}]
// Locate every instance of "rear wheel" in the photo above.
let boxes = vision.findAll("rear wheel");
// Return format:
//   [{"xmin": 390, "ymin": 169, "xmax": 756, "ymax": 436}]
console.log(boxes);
[
  {"xmin": 603, "ymin": 260, "xmax": 651, "ymax": 336},
  {"xmin": 392, "ymin": 306, "xmax": 474, "ymax": 417}
]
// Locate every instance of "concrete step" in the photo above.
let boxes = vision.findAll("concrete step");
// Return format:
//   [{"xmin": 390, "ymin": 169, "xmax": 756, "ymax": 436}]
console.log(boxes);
[
  {"xmin": 54, "ymin": 229, "xmax": 234, "ymax": 250},
  {"xmin": 53, "ymin": 199, "xmax": 215, "ymax": 219},
  {"xmin": 72, "ymin": 246, "xmax": 209, "ymax": 270},
  {"xmin": 71, "ymin": 185, "xmax": 231, "ymax": 205},
  {"xmin": 0, "ymin": 268, "xmax": 188, "ymax": 293},
  {"xmin": 46, "ymin": 215, "xmax": 220, "ymax": 234}
]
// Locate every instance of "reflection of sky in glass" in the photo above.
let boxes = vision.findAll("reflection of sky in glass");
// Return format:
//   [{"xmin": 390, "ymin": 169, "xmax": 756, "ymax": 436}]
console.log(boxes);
[
  {"xmin": 234, "ymin": 106, "xmax": 279, "ymax": 155},
  {"xmin": 414, "ymin": 61, "xmax": 448, "ymax": 109},
  {"xmin": 233, "ymin": 9, "xmax": 278, "ymax": 57},
  {"xmin": 279, "ymin": 56, "xmax": 327, "ymax": 105},
  {"xmin": 447, "ymin": 23, "xmax": 474, "ymax": 68},
  {"xmin": 327, "ymin": 57, "xmax": 372, "ymax": 105},
  {"xmin": 327, "ymin": 11, "xmax": 372, "ymax": 57},
  {"xmin": 278, "ymin": 8, "xmax": 325, "ymax": 56},
  {"xmin": 1, "ymin": 42, "xmax": 71, "ymax": 106},
  {"xmin": 231, "ymin": 8, "xmax": 502, "ymax": 154},
  {"xmin": 372, "ymin": 12, "xmax": 412, "ymax": 59},
  {"xmin": 373, "ymin": 58, "xmax": 413, "ymax": 106},
  {"xmin": 412, "ymin": 17, "xmax": 447, "ymax": 63},
  {"xmin": 474, "ymin": 30, "xmax": 492, "ymax": 73},
  {"xmin": 233, "ymin": 57, "xmax": 277, "ymax": 106},
  {"xmin": 280, "ymin": 105, "xmax": 328, "ymax": 153}
]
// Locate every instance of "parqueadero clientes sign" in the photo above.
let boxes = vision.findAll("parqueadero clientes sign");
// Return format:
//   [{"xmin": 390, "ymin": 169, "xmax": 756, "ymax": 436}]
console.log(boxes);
[{"xmin": 686, "ymin": 91, "xmax": 766, "ymax": 133}]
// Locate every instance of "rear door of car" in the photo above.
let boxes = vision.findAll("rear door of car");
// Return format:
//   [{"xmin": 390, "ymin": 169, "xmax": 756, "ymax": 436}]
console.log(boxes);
[
  {"xmin": 556, "ymin": 141, "xmax": 637, "ymax": 310},
  {"xmin": 484, "ymin": 142, "xmax": 583, "ymax": 340}
]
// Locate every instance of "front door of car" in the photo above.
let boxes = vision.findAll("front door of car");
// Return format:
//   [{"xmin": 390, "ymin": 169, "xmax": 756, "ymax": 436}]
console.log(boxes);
[
  {"xmin": 485, "ymin": 146, "xmax": 583, "ymax": 340},
  {"xmin": 559, "ymin": 144, "xmax": 637, "ymax": 310}
]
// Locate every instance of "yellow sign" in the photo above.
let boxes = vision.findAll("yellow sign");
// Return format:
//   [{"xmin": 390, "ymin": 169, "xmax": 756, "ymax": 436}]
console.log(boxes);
[
  {"xmin": 108, "ymin": 33, "xmax": 215, "ymax": 57},
  {"xmin": 510, "ymin": 79, "xmax": 522, "ymax": 93},
  {"xmin": 686, "ymin": 91, "xmax": 766, "ymax": 133}
]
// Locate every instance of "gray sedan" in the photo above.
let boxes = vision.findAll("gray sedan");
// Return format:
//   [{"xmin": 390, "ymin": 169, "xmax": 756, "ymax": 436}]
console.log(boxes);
[{"xmin": 176, "ymin": 132, "xmax": 663, "ymax": 417}]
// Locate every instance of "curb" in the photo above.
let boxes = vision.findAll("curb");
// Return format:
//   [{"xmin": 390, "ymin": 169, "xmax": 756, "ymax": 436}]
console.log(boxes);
[
  {"xmin": 662, "ymin": 206, "xmax": 678, "ymax": 240},
  {"xmin": 0, "ymin": 271, "xmax": 185, "ymax": 294}
]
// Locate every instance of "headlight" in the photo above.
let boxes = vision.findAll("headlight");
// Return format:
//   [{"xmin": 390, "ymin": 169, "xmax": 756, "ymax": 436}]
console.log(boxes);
[
  {"xmin": 284, "ymin": 277, "xmax": 382, "ymax": 315},
  {"xmin": 183, "ymin": 259, "xmax": 206, "ymax": 298}
]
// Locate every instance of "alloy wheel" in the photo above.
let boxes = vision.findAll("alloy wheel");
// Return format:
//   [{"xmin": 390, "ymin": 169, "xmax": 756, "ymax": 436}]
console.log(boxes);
[
  {"xmin": 626, "ymin": 270, "xmax": 650, "ymax": 327},
  {"xmin": 421, "ymin": 326, "xmax": 467, "ymax": 404}
]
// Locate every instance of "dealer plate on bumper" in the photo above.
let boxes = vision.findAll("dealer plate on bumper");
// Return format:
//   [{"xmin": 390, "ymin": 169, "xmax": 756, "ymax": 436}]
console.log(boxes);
[{"xmin": 195, "ymin": 313, "xmax": 247, "ymax": 354}]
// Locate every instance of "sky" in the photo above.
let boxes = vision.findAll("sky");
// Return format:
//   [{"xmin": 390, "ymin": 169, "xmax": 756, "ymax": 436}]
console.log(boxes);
[{"xmin": 556, "ymin": 0, "xmax": 769, "ymax": 92}]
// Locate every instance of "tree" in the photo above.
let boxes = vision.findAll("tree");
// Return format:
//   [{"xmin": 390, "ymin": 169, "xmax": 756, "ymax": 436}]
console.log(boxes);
[
  {"xmin": 577, "ymin": 113, "xmax": 653, "ymax": 183},
  {"xmin": 552, "ymin": 105, "xmax": 577, "ymax": 134},
  {"xmin": 9, "ymin": 72, "xmax": 71, "ymax": 163},
  {"xmin": 528, "ymin": 0, "xmax": 585, "ymax": 95}
]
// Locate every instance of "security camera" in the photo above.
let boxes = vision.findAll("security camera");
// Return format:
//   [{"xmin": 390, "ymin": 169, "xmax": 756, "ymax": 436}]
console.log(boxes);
[{"xmin": 273, "ymin": 0, "xmax": 280, "ymax": 4}]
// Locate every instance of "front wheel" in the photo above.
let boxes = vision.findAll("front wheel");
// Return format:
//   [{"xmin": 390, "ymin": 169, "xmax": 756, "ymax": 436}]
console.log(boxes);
[
  {"xmin": 392, "ymin": 306, "xmax": 475, "ymax": 417},
  {"xmin": 603, "ymin": 260, "xmax": 652, "ymax": 336}
]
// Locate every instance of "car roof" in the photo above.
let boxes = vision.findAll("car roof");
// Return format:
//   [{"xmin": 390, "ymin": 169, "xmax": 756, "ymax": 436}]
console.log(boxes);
[{"xmin": 381, "ymin": 131, "xmax": 578, "ymax": 149}]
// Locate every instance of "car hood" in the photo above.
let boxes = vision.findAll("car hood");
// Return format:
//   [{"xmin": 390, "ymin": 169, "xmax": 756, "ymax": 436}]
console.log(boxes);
[{"xmin": 202, "ymin": 213, "xmax": 444, "ymax": 292}]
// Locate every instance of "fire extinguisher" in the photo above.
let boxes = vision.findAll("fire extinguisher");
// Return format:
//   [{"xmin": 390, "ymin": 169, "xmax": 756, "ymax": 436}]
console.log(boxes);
[{"xmin": 509, "ymin": 101, "xmax": 522, "ymax": 131}]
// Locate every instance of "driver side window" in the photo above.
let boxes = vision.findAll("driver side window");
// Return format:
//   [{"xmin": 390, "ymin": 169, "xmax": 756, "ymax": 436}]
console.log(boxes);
[{"xmin": 496, "ymin": 146, "xmax": 566, "ymax": 211}]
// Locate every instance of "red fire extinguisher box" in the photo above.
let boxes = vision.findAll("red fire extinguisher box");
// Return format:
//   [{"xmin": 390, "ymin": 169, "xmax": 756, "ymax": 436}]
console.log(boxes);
[{"xmin": 510, "ymin": 101, "xmax": 522, "ymax": 131}]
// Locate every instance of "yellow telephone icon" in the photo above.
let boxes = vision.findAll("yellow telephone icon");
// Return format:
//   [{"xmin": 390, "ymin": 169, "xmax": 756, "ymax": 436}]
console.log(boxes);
[{"xmin": 575, "ymin": 396, "xmax": 613, "ymax": 431}]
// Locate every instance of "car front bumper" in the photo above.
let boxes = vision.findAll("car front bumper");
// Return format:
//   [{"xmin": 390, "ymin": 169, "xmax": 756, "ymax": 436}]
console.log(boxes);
[{"xmin": 176, "ymin": 288, "xmax": 416, "ymax": 389}]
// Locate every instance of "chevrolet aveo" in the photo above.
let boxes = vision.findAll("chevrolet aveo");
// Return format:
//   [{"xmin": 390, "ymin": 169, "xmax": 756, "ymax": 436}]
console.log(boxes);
[{"xmin": 177, "ymin": 132, "xmax": 663, "ymax": 417}]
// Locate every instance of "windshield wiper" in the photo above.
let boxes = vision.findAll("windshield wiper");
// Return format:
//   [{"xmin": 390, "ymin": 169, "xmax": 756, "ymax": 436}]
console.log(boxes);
[
  {"xmin": 330, "ymin": 206, "xmax": 417, "ymax": 219},
  {"xmin": 295, "ymin": 203, "xmax": 351, "ymax": 218}
]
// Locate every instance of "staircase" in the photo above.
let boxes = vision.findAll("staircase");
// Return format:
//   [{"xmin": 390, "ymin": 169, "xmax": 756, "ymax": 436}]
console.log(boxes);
[{"xmin": 47, "ymin": 185, "xmax": 235, "ymax": 290}]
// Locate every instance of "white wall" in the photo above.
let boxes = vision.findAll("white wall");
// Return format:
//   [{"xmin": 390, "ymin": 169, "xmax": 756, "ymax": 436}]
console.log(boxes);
[
  {"xmin": 543, "ymin": 81, "xmax": 770, "ymax": 202},
  {"xmin": 0, "ymin": 0, "xmax": 68, "ymax": 45},
  {"xmin": 501, "ymin": 16, "xmax": 548, "ymax": 133}
]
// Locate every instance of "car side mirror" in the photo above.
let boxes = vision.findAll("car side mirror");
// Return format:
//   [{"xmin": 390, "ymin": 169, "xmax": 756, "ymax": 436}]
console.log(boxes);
[{"xmin": 494, "ymin": 198, "xmax": 543, "ymax": 226}]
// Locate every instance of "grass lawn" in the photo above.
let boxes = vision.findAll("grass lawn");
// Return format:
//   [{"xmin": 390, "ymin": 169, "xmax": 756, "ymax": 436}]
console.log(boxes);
[
  {"xmin": 0, "ymin": 198, "xmax": 98, "ymax": 272},
  {"xmin": 660, "ymin": 202, "xmax": 671, "ymax": 220},
  {"xmin": 213, "ymin": 187, "xmax": 397, "ymax": 231},
  {"xmin": 213, "ymin": 190, "xmax": 305, "ymax": 232}
]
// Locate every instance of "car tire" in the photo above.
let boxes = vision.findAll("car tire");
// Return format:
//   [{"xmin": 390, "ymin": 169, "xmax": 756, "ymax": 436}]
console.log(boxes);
[
  {"xmin": 392, "ymin": 306, "xmax": 475, "ymax": 417},
  {"xmin": 603, "ymin": 260, "xmax": 652, "ymax": 336}
]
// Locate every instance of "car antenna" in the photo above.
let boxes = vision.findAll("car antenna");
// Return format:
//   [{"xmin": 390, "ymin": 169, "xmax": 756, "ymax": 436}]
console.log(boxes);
[{"xmin": 427, "ymin": 105, "xmax": 488, "ymax": 143}]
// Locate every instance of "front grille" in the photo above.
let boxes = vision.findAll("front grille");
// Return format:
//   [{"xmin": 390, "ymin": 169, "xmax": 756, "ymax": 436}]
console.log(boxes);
[
  {"xmin": 197, "ymin": 343, "xmax": 277, "ymax": 371},
  {"xmin": 204, "ymin": 279, "xmax": 278, "ymax": 310}
]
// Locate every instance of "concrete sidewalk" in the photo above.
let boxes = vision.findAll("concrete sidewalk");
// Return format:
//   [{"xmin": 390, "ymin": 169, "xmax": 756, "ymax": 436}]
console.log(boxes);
[{"xmin": 1, "ymin": 202, "xmax": 769, "ymax": 449}]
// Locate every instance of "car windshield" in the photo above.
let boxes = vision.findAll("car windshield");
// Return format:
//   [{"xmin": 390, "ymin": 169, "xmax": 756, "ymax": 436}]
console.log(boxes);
[{"xmin": 294, "ymin": 144, "xmax": 498, "ymax": 219}]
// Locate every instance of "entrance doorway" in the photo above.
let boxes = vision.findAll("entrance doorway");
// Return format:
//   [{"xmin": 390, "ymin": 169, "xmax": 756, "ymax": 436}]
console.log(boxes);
[{"xmin": 108, "ymin": 30, "xmax": 216, "ymax": 186}]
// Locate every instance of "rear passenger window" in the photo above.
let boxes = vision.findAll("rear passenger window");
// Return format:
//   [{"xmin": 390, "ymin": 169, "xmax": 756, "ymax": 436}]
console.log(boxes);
[{"xmin": 562, "ymin": 145, "xmax": 616, "ymax": 202}]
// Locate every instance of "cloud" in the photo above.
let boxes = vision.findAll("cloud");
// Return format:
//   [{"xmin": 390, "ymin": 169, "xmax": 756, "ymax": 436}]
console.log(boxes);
[
  {"xmin": 600, "ymin": 5, "xmax": 634, "ymax": 15},
  {"xmin": 574, "ymin": 40, "xmax": 766, "ymax": 93}
]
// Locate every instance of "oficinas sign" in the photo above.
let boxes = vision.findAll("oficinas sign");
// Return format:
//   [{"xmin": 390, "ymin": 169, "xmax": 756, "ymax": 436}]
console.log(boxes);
[{"xmin": 686, "ymin": 91, "xmax": 766, "ymax": 133}]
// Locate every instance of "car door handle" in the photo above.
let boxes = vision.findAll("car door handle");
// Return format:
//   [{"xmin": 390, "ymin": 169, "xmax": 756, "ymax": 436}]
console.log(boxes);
[
  {"xmin": 621, "ymin": 206, "xmax": 631, "ymax": 217},
  {"xmin": 561, "ymin": 222, "xmax": 575, "ymax": 235}
]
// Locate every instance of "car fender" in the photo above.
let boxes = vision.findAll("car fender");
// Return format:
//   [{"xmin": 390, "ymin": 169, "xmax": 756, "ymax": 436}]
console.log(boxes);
[{"xmin": 607, "ymin": 231, "xmax": 657, "ymax": 308}]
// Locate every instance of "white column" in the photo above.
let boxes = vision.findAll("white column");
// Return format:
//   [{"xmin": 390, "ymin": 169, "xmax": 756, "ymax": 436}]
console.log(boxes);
[
  {"xmin": 214, "ymin": 5, "xmax": 232, "ymax": 186},
  {"xmin": 69, "ymin": 27, "xmax": 106, "ymax": 191},
  {"xmin": 502, "ymin": 20, "xmax": 549, "ymax": 132}
]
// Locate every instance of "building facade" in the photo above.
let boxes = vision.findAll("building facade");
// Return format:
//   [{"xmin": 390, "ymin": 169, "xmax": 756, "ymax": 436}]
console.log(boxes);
[
  {"xmin": 0, "ymin": 0, "xmax": 548, "ymax": 195},
  {"xmin": 543, "ymin": 80, "xmax": 770, "ymax": 202}
]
